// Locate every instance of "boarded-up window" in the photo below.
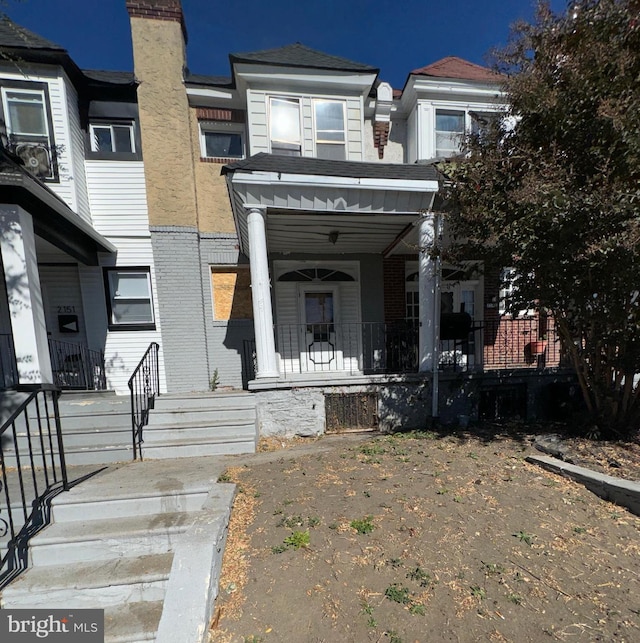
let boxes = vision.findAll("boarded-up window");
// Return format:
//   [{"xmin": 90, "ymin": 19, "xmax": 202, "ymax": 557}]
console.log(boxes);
[{"xmin": 211, "ymin": 267, "xmax": 253, "ymax": 320}]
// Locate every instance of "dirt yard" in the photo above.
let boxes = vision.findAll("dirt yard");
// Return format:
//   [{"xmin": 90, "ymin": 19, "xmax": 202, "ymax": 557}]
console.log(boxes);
[{"xmin": 210, "ymin": 429, "xmax": 640, "ymax": 643}]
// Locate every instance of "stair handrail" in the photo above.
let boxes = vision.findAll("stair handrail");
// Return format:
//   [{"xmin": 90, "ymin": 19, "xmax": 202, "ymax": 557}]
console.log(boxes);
[
  {"xmin": 0, "ymin": 384, "xmax": 68, "ymax": 589},
  {"xmin": 128, "ymin": 342, "xmax": 160, "ymax": 460}
]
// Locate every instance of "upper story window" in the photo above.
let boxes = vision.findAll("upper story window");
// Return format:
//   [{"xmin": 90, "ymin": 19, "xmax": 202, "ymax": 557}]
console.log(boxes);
[
  {"xmin": 269, "ymin": 97, "xmax": 301, "ymax": 156},
  {"xmin": 314, "ymin": 100, "xmax": 346, "ymax": 160},
  {"xmin": 199, "ymin": 121, "xmax": 244, "ymax": 160},
  {"xmin": 434, "ymin": 108, "xmax": 501, "ymax": 158},
  {"xmin": 90, "ymin": 122, "xmax": 136, "ymax": 154},
  {"xmin": 435, "ymin": 110, "xmax": 465, "ymax": 158},
  {"xmin": 1, "ymin": 84, "xmax": 57, "ymax": 180}
]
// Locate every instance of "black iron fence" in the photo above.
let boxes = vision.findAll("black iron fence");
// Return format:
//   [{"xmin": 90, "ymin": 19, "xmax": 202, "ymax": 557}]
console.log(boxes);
[
  {"xmin": 241, "ymin": 317, "xmax": 563, "ymax": 384},
  {"xmin": 0, "ymin": 386, "xmax": 68, "ymax": 589},
  {"xmin": 0, "ymin": 334, "xmax": 18, "ymax": 389},
  {"xmin": 48, "ymin": 339, "xmax": 106, "ymax": 391},
  {"xmin": 128, "ymin": 342, "xmax": 160, "ymax": 460}
]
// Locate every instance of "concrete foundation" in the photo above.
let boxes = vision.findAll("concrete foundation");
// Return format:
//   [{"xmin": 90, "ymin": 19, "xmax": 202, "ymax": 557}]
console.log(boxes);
[{"xmin": 252, "ymin": 370, "xmax": 578, "ymax": 437}]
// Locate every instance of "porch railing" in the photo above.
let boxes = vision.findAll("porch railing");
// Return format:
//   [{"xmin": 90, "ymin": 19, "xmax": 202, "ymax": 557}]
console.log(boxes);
[
  {"xmin": 128, "ymin": 343, "xmax": 160, "ymax": 460},
  {"xmin": 48, "ymin": 339, "xmax": 107, "ymax": 391},
  {"xmin": 0, "ymin": 385, "xmax": 68, "ymax": 589},
  {"xmin": 0, "ymin": 334, "xmax": 18, "ymax": 389},
  {"xmin": 242, "ymin": 317, "xmax": 563, "ymax": 382}
]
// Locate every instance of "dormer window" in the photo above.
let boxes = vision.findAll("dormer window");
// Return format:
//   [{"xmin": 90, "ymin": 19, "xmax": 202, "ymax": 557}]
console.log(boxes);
[
  {"xmin": 314, "ymin": 100, "xmax": 345, "ymax": 160},
  {"xmin": 269, "ymin": 97, "xmax": 301, "ymax": 156},
  {"xmin": 435, "ymin": 110, "xmax": 465, "ymax": 158},
  {"xmin": 90, "ymin": 122, "xmax": 136, "ymax": 154}
]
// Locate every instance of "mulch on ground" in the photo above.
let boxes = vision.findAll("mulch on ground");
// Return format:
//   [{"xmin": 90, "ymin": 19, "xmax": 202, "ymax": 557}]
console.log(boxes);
[{"xmin": 210, "ymin": 429, "xmax": 640, "ymax": 643}]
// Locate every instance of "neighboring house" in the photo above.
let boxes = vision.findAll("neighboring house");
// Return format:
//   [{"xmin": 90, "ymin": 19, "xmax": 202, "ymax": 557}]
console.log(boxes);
[
  {"xmin": 0, "ymin": 0, "xmax": 570, "ymax": 437},
  {"xmin": 0, "ymin": 16, "xmax": 165, "ymax": 394}
]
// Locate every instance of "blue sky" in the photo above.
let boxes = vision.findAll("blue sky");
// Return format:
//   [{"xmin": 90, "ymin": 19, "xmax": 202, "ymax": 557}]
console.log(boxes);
[{"xmin": 5, "ymin": 0, "xmax": 568, "ymax": 88}]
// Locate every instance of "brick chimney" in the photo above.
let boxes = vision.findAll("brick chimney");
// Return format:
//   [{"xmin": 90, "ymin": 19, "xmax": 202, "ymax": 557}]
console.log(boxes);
[{"xmin": 126, "ymin": 0, "xmax": 197, "ymax": 227}]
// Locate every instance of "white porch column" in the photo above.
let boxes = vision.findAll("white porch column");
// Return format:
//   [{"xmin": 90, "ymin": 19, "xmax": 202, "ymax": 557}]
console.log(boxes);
[
  {"xmin": 0, "ymin": 205, "xmax": 53, "ymax": 384},
  {"xmin": 418, "ymin": 212, "xmax": 441, "ymax": 373},
  {"xmin": 246, "ymin": 206, "xmax": 279, "ymax": 378}
]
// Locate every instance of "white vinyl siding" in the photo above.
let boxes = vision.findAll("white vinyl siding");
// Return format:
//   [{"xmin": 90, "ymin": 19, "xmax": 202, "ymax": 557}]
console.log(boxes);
[
  {"xmin": 83, "ymin": 159, "xmax": 166, "ymax": 394},
  {"xmin": 85, "ymin": 161, "xmax": 150, "ymax": 237},
  {"xmin": 39, "ymin": 265, "xmax": 88, "ymax": 346},
  {"xmin": 247, "ymin": 90, "xmax": 363, "ymax": 160},
  {"xmin": 63, "ymin": 75, "xmax": 91, "ymax": 222},
  {"xmin": 44, "ymin": 74, "xmax": 75, "ymax": 208}
]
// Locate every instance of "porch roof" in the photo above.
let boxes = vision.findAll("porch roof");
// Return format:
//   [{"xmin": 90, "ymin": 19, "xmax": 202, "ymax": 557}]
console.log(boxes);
[
  {"xmin": 0, "ymin": 151, "xmax": 116, "ymax": 265},
  {"xmin": 223, "ymin": 154, "xmax": 441, "ymax": 255},
  {"xmin": 222, "ymin": 153, "xmax": 441, "ymax": 182}
]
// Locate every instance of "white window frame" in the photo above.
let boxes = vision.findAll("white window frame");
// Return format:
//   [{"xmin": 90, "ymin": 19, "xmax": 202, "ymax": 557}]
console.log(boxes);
[
  {"xmin": 499, "ymin": 267, "xmax": 535, "ymax": 317},
  {"xmin": 199, "ymin": 121, "xmax": 245, "ymax": 159},
  {"xmin": 89, "ymin": 121, "xmax": 136, "ymax": 154},
  {"xmin": 1, "ymin": 87, "xmax": 50, "ymax": 140},
  {"xmin": 431, "ymin": 105, "xmax": 502, "ymax": 159},
  {"xmin": 313, "ymin": 99, "xmax": 346, "ymax": 160},
  {"xmin": 435, "ymin": 109, "xmax": 465, "ymax": 158},
  {"xmin": 268, "ymin": 96, "xmax": 302, "ymax": 156},
  {"xmin": 104, "ymin": 267, "xmax": 155, "ymax": 331}
]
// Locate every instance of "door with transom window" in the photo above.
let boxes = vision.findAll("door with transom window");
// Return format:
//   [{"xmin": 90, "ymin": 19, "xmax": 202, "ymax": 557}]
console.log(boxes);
[{"xmin": 299, "ymin": 285, "xmax": 345, "ymax": 372}]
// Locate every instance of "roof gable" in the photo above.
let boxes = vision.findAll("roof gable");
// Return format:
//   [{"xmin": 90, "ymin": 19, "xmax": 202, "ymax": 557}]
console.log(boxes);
[
  {"xmin": 411, "ymin": 56, "xmax": 500, "ymax": 83},
  {"xmin": 230, "ymin": 43, "xmax": 378, "ymax": 74}
]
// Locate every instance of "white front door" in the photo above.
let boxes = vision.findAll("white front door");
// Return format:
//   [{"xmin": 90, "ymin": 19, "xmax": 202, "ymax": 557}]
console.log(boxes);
[{"xmin": 299, "ymin": 286, "xmax": 345, "ymax": 372}]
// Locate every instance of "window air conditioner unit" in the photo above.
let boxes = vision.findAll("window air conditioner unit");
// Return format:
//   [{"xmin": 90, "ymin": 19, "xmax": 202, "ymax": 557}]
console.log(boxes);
[{"xmin": 15, "ymin": 143, "xmax": 52, "ymax": 179}]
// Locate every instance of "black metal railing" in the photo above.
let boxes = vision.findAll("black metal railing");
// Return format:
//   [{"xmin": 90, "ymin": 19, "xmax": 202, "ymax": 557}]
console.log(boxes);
[
  {"xmin": 482, "ymin": 316, "xmax": 563, "ymax": 369},
  {"xmin": 0, "ymin": 385, "xmax": 68, "ymax": 589},
  {"xmin": 0, "ymin": 334, "xmax": 18, "ymax": 389},
  {"xmin": 128, "ymin": 343, "xmax": 160, "ymax": 460},
  {"xmin": 48, "ymin": 339, "xmax": 106, "ymax": 391},
  {"xmin": 242, "ymin": 318, "xmax": 563, "ymax": 383}
]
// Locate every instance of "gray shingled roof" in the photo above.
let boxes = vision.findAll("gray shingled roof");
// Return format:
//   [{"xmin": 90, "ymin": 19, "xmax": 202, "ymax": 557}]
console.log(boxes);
[
  {"xmin": 0, "ymin": 17, "xmax": 64, "ymax": 50},
  {"xmin": 230, "ymin": 43, "xmax": 378, "ymax": 73},
  {"xmin": 184, "ymin": 72, "xmax": 233, "ymax": 87},
  {"xmin": 82, "ymin": 70, "xmax": 137, "ymax": 85},
  {"xmin": 222, "ymin": 153, "xmax": 440, "ymax": 182}
]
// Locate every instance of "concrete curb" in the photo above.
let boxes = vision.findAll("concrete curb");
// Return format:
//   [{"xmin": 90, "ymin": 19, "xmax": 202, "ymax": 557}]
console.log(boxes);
[
  {"xmin": 526, "ymin": 455, "xmax": 640, "ymax": 516},
  {"xmin": 155, "ymin": 483, "xmax": 236, "ymax": 643}
]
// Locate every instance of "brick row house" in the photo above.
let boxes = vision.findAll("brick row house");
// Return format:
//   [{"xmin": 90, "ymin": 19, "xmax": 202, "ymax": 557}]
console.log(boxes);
[{"xmin": 0, "ymin": 0, "xmax": 570, "ymax": 438}]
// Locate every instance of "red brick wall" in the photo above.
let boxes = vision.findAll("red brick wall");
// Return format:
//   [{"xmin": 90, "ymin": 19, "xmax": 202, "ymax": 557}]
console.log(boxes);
[{"xmin": 383, "ymin": 256, "xmax": 408, "ymax": 322}]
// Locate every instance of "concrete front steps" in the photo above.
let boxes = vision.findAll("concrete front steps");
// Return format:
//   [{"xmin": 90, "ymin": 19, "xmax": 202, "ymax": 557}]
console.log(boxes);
[
  {"xmin": 142, "ymin": 391, "xmax": 257, "ymax": 459},
  {"xmin": 6, "ymin": 390, "xmax": 257, "ymax": 466},
  {"xmin": 0, "ymin": 456, "xmax": 234, "ymax": 643}
]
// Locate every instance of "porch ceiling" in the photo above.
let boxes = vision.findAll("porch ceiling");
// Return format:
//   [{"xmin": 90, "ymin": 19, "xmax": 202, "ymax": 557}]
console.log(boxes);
[
  {"xmin": 223, "ymin": 153, "xmax": 440, "ymax": 256},
  {"xmin": 266, "ymin": 209, "xmax": 418, "ymax": 254}
]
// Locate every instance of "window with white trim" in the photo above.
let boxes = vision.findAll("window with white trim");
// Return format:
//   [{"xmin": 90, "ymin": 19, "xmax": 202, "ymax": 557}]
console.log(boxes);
[
  {"xmin": 1, "ymin": 85, "xmax": 56, "ymax": 180},
  {"xmin": 90, "ymin": 121, "xmax": 136, "ymax": 154},
  {"xmin": 434, "ymin": 108, "xmax": 501, "ymax": 158},
  {"xmin": 104, "ymin": 268, "xmax": 155, "ymax": 331},
  {"xmin": 199, "ymin": 121, "xmax": 244, "ymax": 159},
  {"xmin": 435, "ymin": 110, "xmax": 465, "ymax": 158},
  {"xmin": 269, "ymin": 97, "xmax": 301, "ymax": 156},
  {"xmin": 499, "ymin": 267, "xmax": 535, "ymax": 317},
  {"xmin": 314, "ymin": 100, "xmax": 346, "ymax": 160}
]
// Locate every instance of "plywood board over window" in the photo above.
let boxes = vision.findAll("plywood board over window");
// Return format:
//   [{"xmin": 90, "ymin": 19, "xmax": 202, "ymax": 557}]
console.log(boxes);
[{"xmin": 211, "ymin": 267, "xmax": 253, "ymax": 320}]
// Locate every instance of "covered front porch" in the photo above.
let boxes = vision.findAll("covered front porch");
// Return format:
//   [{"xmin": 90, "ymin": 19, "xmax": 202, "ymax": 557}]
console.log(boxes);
[
  {"xmin": 223, "ymin": 153, "xmax": 447, "ymax": 386},
  {"xmin": 224, "ymin": 154, "xmax": 563, "ymax": 391},
  {"xmin": 0, "ymin": 149, "xmax": 115, "ymax": 391}
]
